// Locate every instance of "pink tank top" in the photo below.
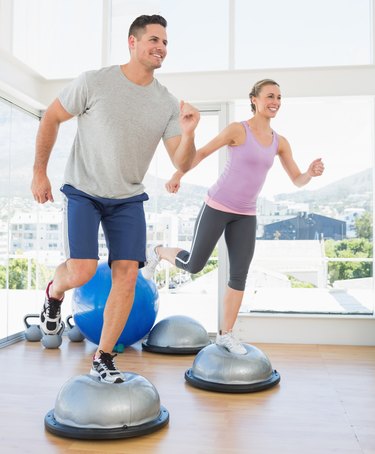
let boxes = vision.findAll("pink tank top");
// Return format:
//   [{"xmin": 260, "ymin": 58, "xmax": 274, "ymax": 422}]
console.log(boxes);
[{"xmin": 206, "ymin": 121, "xmax": 278, "ymax": 215}]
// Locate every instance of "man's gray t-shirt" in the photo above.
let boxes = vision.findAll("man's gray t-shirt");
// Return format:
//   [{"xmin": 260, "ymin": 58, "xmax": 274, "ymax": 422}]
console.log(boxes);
[{"xmin": 58, "ymin": 65, "xmax": 181, "ymax": 199}]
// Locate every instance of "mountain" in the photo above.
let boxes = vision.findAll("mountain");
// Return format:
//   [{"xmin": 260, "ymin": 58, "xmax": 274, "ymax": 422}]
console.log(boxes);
[
  {"xmin": 2, "ymin": 165, "xmax": 372, "ymax": 215},
  {"xmin": 274, "ymin": 168, "xmax": 372, "ymax": 207},
  {"xmin": 143, "ymin": 174, "xmax": 207, "ymax": 213},
  {"xmin": 143, "ymin": 168, "xmax": 372, "ymax": 214}
]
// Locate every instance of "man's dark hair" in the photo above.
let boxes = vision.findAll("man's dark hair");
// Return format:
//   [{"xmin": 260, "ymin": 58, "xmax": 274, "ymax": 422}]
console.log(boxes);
[{"xmin": 128, "ymin": 15, "xmax": 167, "ymax": 38}]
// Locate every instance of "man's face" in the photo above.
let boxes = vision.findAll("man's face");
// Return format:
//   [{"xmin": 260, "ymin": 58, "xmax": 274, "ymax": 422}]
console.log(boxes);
[{"xmin": 129, "ymin": 24, "xmax": 168, "ymax": 70}]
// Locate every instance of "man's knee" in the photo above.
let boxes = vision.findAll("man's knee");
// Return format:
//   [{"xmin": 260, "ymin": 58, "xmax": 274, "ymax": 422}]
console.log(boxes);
[
  {"xmin": 111, "ymin": 261, "xmax": 139, "ymax": 287},
  {"xmin": 66, "ymin": 259, "xmax": 97, "ymax": 287}
]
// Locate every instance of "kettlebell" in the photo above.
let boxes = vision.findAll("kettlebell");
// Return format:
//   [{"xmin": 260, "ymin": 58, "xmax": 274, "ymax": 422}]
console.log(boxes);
[
  {"xmin": 66, "ymin": 315, "xmax": 85, "ymax": 342},
  {"xmin": 41, "ymin": 321, "xmax": 65, "ymax": 349},
  {"xmin": 23, "ymin": 314, "xmax": 43, "ymax": 342}
]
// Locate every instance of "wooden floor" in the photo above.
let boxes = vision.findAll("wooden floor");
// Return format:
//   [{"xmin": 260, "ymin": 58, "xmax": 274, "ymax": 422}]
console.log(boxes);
[{"xmin": 1, "ymin": 337, "xmax": 375, "ymax": 454}]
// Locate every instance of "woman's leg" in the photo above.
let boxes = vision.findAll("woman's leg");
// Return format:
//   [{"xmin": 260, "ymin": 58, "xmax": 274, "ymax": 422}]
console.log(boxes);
[
  {"xmin": 216, "ymin": 215, "xmax": 256, "ymax": 354},
  {"xmin": 144, "ymin": 204, "xmax": 230, "ymax": 277},
  {"xmin": 226, "ymin": 215, "xmax": 256, "ymax": 290},
  {"xmin": 174, "ymin": 204, "xmax": 228, "ymax": 273},
  {"xmin": 221, "ymin": 287, "xmax": 244, "ymax": 333}
]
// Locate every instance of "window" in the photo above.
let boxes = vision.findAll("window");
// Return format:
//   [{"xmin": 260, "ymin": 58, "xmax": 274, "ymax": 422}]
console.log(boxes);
[
  {"xmin": 234, "ymin": 96, "xmax": 374, "ymax": 315},
  {"xmin": 111, "ymin": 0, "xmax": 372, "ymax": 73},
  {"xmin": 12, "ymin": 0, "xmax": 103, "ymax": 79},
  {"xmin": 144, "ymin": 109, "xmax": 225, "ymax": 332},
  {"xmin": 1, "ymin": 2, "xmax": 374, "ymax": 345},
  {"xmin": 0, "ymin": 99, "xmax": 43, "ymax": 339},
  {"xmin": 110, "ymin": 0, "xmax": 229, "ymax": 72},
  {"xmin": 5, "ymin": 0, "xmax": 374, "ymax": 79},
  {"xmin": 0, "ymin": 99, "xmax": 80, "ymax": 340},
  {"xmin": 235, "ymin": 0, "xmax": 372, "ymax": 69}
]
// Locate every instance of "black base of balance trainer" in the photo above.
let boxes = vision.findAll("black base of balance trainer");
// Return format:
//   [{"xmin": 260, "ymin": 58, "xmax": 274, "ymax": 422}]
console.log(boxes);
[{"xmin": 45, "ymin": 406, "xmax": 169, "ymax": 440}]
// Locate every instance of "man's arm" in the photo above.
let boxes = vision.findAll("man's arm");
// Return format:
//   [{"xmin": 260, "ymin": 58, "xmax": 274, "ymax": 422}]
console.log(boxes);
[
  {"xmin": 163, "ymin": 101, "xmax": 200, "ymax": 173},
  {"xmin": 31, "ymin": 99, "xmax": 73, "ymax": 203}
]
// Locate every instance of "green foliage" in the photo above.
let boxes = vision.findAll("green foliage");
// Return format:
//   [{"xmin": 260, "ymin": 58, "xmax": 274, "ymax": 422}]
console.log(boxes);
[
  {"xmin": 8, "ymin": 259, "xmax": 34, "ymax": 289},
  {"xmin": 154, "ymin": 249, "xmax": 219, "ymax": 288},
  {"xmin": 325, "ymin": 238, "xmax": 373, "ymax": 258},
  {"xmin": 287, "ymin": 275, "xmax": 315, "ymax": 288},
  {"xmin": 325, "ymin": 238, "xmax": 373, "ymax": 284},
  {"xmin": 191, "ymin": 260, "xmax": 218, "ymax": 280},
  {"xmin": 191, "ymin": 248, "xmax": 218, "ymax": 280},
  {"xmin": 0, "ymin": 258, "xmax": 53, "ymax": 290},
  {"xmin": 0, "ymin": 266, "xmax": 6, "ymax": 289},
  {"xmin": 355, "ymin": 211, "xmax": 373, "ymax": 240}
]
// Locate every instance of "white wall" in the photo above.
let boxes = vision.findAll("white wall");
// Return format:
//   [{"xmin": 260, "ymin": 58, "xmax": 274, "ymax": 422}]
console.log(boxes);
[{"xmin": 2, "ymin": 53, "xmax": 375, "ymax": 110}]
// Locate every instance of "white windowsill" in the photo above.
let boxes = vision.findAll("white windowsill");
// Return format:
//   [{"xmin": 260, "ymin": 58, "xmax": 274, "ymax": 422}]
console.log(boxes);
[{"xmin": 235, "ymin": 311, "xmax": 375, "ymax": 346}]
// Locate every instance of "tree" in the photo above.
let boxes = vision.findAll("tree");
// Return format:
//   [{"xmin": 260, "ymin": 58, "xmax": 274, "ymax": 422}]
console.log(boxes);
[
  {"xmin": 325, "ymin": 238, "xmax": 373, "ymax": 284},
  {"xmin": 0, "ymin": 258, "xmax": 53, "ymax": 290},
  {"xmin": 355, "ymin": 211, "xmax": 372, "ymax": 240},
  {"xmin": 0, "ymin": 265, "xmax": 6, "ymax": 289}
]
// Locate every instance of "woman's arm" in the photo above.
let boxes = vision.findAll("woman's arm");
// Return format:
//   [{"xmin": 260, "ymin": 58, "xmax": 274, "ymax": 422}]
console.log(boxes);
[
  {"xmin": 166, "ymin": 122, "xmax": 244, "ymax": 193},
  {"xmin": 277, "ymin": 135, "xmax": 324, "ymax": 187}
]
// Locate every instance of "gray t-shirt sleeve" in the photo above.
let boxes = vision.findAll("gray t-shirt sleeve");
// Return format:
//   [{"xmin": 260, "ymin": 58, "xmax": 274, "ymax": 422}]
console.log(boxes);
[
  {"xmin": 163, "ymin": 97, "xmax": 181, "ymax": 140},
  {"xmin": 58, "ymin": 72, "xmax": 89, "ymax": 116}
]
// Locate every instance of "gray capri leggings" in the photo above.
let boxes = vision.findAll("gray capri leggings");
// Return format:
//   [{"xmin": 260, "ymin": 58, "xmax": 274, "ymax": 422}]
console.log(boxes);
[{"xmin": 175, "ymin": 203, "xmax": 256, "ymax": 291}]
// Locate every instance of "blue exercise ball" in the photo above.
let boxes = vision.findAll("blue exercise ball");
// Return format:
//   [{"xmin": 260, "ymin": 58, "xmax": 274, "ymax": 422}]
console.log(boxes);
[{"xmin": 72, "ymin": 262, "xmax": 159, "ymax": 348}]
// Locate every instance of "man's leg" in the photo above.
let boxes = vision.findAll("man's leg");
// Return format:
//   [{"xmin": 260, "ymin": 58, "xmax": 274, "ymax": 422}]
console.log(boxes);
[
  {"xmin": 40, "ymin": 259, "xmax": 97, "ymax": 335},
  {"xmin": 42, "ymin": 184, "xmax": 102, "ymax": 334},
  {"xmin": 91, "ymin": 194, "xmax": 147, "ymax": 383},
  {"xmin": 96, "ymin": 260, "xmax": 139, "ymax": 355},
  {"xmin": 90, "ymin": 260, "xmax": 138, "ymax": 384},
  {"xmin": 49, "ymin": 259, "xmax": 98, "ymax": 299}
]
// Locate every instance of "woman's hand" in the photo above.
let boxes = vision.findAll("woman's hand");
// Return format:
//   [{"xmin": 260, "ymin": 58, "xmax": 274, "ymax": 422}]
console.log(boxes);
[
  {"xmin": 165, "ymin": 172, "xmax": 183, "ymax": 193},
  {"xmin": 307, "ymin": 158, "xmax": 325, "ymax": 177}
]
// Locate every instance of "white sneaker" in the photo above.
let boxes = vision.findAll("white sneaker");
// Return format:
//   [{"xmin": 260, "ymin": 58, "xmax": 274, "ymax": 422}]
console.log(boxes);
[
  {"xmin": 40, "ymin": 281, "xmax": 63, "ymax": 335},
  {"xmin": 90, "ymin": 350, "xmax": 125, "ymax": 384},
  {"xmin": 216, "ymin": 331, "xmax": 247, "ymax": 355},
  {"xmin": 142, "ymin": 245, "xmax": 162, "ymax": 280}
]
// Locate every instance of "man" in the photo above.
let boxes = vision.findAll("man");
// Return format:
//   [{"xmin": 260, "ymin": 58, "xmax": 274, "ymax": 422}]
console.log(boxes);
[{"xmin": 31, "ymin": 15, "xmax": 200, "ymax": 384}]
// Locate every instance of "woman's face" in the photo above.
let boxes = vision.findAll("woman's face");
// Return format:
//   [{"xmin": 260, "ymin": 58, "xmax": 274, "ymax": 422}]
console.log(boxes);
[{"xmin": 253, "ymin": 84, "xmax": 281, "ymax": 118}]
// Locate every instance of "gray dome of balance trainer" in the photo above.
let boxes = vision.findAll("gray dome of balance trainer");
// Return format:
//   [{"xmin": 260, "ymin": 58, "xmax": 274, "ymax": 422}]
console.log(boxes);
[
  {"xmin": 185, "ymin": 343, "xmax": 280, "ymax": 393},
  {"xmin": 45, "ymin": 373, "xmax": 169, "ymax": 439},
  {"xmin": 142, "ymin": 315, "xmax": 211, "ymax": 354}
]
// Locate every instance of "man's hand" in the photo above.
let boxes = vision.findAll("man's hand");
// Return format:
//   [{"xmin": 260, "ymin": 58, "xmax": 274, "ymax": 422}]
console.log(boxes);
[
  {"xmin": 31, "ymin": 173, "xmax": 54, "ymax": 203},
  {"xmin": 179, "ymin": 100, "xmax": 200, "ymax": 135}
]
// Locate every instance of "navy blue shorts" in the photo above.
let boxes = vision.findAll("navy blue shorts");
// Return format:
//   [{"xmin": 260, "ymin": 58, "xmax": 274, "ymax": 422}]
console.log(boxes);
[{"xmin": 61, "ymin": 184, "xmax": 149, "ymax": 267}]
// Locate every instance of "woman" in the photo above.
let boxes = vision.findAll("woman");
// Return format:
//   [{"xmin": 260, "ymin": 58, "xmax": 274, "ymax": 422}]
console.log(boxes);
[{"xmin": 142, "ymin": 79, "xmax": 324, "ymax": 354}]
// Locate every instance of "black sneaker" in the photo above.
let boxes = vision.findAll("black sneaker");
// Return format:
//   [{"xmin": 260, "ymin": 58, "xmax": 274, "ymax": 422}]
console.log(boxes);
[
  {"xmin": 90, "ymin": 350, "xmax": 125, "ymax": 384},
  {"xmin": 40, "ymin": 281, "xmax": 63, "ymax": 335}
]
